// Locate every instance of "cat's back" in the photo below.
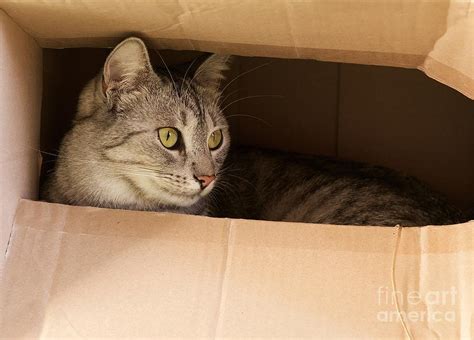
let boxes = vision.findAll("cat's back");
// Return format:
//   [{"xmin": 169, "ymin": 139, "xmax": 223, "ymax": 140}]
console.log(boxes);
[{"xmin": 214, "ymin": 147, "xmax": 464, "ymax": 226}]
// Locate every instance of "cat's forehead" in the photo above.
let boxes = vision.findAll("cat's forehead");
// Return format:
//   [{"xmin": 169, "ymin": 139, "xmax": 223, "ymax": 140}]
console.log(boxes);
[
  {"xmin": 148, "ymin": 84, "xmax": 218, "ymax": 121},
  {"xmin": 127, "ymin": 92, "xmax": 208, "ymax": 132}
]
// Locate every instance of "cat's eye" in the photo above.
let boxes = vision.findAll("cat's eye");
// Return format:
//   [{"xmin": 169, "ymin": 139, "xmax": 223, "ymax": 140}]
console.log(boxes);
[
  {"xmin": 158, "ymin": 127, "xmax": 179, "ymax": 149},
  {"xmin": 208, "ymin": 129, "xmax": 223, "ymax": 150}
]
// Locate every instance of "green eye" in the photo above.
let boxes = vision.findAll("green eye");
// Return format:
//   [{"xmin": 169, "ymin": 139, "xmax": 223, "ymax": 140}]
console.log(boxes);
[
  {"xmin": 208, "ymin": 129, "xmax": 223, "ymax": 150},
  {"xmin": 158, "ymin": 127, "xmax": 179, "ymax": 149}
]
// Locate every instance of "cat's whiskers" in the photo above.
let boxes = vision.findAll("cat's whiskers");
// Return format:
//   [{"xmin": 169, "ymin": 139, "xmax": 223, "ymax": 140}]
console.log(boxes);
[
  {"xmin": 180, "ymin": 57, "xmax": 199, "ymax": 95},
  {"xmin": 219, "ymin": 88, "xmax": 240, "ymax": 105},
  {"xmin": 213, "ymin": 180, "xmax": 239, "ymax": 202},
  {"xmin": 219, "ymin": 61, "xmax": 272, "ymax": 94},
  {"xmin": 225, "ymin": 113, "xmax": 272, "ymax": 127},
  {"xmin": 217, "ymin": 165, "xmax": 257, "ymax": 191},
  {"xmin": 215, "ymin": 168, "xmax": 240, "ymax": 187},
  {"xmin": 154, "ymin": 50, "xmax": 178, "ymax": 95},
  {"xmin": 205, "ymin": 189, "xmax": 222, "ymax": 212},
  {"xmin": 119, "ymin": 167, "xmax": 199, "ymax": 195},
  {"xmin": 220, "ymin": 173, "xmax": 255, "ymax": 190},
  {"xmin": 221, "ymin": 94, "xmax": 284, "ymax": 112},
  {"xmin": 0, "ymin": 145, "xmax": 62, "ymax": 161}
]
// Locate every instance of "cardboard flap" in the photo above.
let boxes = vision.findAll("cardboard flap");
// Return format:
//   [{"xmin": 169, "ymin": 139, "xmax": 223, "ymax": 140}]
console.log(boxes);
[
  {"xmin": 1, "ymin": 200, "xmax": 472, "ymax": 338},
  {"xmin": 0, "ymin": 1, "xmax": 472, "ymax": 98},
  {"xmin": 0, "ymin": 10, "xmax": 42, "ymax": 261}
]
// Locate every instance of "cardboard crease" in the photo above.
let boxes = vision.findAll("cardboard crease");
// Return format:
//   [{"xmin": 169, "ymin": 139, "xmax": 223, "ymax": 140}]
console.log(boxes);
[{"xmin": 213, "ymin": 218, "xmax": 235, "ymax": 337}]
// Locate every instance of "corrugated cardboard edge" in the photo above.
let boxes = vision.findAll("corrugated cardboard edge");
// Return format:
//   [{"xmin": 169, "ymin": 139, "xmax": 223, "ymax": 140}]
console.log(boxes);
[
  {"xmin": 420, "ymin": 56, "xmax": 474, "ymax": 100},
  {"xmin": 420, "ymin": 2, "xmax": 474, "ymax": 100},
  {"xmin": 9, "ymin": 200, "xmax": 474, "ymax": 255},
  {"xmin": 30, "ymin": 40, "xmax": 474, "ymax": 102},
  {"xmin": 0, "ymin": 10, "xmax": 42, "ymax": 262}
]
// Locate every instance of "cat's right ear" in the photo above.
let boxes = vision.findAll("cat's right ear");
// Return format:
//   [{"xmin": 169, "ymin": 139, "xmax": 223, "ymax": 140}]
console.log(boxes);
[{"xmin": 102, "ymin": 37, "xmax": 152, "ymax": 95}]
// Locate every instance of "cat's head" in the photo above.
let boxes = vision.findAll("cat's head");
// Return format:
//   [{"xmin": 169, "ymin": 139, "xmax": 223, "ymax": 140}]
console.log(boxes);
[{"xmin": 77, "ymin": 37, "xmax": 231, "ymax": 208}]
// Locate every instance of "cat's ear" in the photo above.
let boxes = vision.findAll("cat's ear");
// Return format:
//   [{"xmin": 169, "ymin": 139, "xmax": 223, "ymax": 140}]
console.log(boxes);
[
  {"xmin": 193, "ymin": 54, "xmax": 231, "ymax": 93},
  {"xmin": 102, "ymin": 37, "xmax": 152, "ymax": 94}
]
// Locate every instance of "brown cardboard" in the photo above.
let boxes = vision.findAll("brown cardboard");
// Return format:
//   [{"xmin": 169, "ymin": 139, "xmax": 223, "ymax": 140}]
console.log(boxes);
[
  {"xmin": 0, "ymin": 2, "xmax": 473, "ymax": 337},
  {"xmin": 0, "ymin": 1, "xmax": 473, "ymax": 98},
  {"xmin": 0, "ymin": 10, "xmax": 42, "ymax": 262},
  {"xmin": 1, "ymin": 200, "xmax": 473, "ymax": 338}
]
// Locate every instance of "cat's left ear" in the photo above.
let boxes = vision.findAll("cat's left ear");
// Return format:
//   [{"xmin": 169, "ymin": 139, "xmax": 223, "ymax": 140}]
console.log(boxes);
[
  {"xmin": 193, "ymin": 54, "xmax": 231, "ymax": 93},
  {"xmin": 103, "ymin": 37, "xmax": 152, "ymax": 94}
]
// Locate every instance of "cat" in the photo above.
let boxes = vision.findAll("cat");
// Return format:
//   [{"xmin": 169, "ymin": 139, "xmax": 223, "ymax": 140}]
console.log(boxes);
[
  {"xmin": 43, "ymin": 37, "xmax": 464, "ymax": 226},
  {"xmin": 43, "ymin": 37, "xmax": 231, "ymax": 215}
]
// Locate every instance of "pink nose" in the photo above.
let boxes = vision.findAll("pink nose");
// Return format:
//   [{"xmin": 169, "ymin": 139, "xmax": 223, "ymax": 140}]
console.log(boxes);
[{"xmin": 196, "ymin": 175, "xmax": 216, "ymax": 189}]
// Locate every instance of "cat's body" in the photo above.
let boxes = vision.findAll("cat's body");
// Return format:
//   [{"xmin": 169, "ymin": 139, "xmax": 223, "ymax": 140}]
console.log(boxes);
[
  {"xmin": 211, "ymin": 147, "xmax": 464, "ymax": 226},
  {"xmin": 43, "ymin": 37, "xmax": 464, "ymax": 226}
]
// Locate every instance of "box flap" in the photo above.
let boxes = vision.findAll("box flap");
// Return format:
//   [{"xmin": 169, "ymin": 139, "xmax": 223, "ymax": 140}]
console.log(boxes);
[
  {"xmin": 0, "ymin": 10, "xmax": 42, "ymax": 260},
  {"xmin": 0, "ymin": 1, "xmax": 472, "ymax": 98},
  {"xmin": 1, "ymin": 200, "xmax": 472, "ymax": 338}
]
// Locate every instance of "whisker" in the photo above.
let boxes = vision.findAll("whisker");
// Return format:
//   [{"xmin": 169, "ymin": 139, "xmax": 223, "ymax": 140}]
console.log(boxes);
[
  {"xmin": 225, "ymin": 114, "xmax": 272, "ymax": 127},
  {"xmin": 221, "ymin": 94, "xmax": 284, "ymax": 112},
  {"xmin": 221, "ymin": 173, "xmax": 256, "ymax": 190},
  {"xmin": 154, "ymin": 50, "xmax": 178, "ymax": 95},
  {"xmin": 0, "ymin": 144, "xmax": 61, "ymax": 159},
  {"xmin": 214, "ymin": 180, "xmax": 241, "ymax": 202},
  {"xmin": 219, "ymin": 88, "xmax": 240, "ymax": 106},
  {"xmin": 220, "ymin": 62, "xmax": 273, "ymax": 94},
  {"xmin": 180, "ymin": 57, "xmax": 199, "ymax": 94}
]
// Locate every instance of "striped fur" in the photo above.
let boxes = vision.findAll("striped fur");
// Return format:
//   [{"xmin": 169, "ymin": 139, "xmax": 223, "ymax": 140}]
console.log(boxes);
[{"xmin": 212, "ymin": 147, "xmax": 464, "ymax": 226}]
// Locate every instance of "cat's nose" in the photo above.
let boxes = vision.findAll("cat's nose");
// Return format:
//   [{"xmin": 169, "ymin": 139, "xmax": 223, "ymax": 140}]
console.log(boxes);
[{"xmin": 195, "ymin": 175, "xmax": 216, "ymax": 189}]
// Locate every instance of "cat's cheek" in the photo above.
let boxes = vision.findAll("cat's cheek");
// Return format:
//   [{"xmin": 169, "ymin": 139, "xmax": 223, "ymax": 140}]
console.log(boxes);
[{"xmin": 130, "ymin": 175, "xmax": 202, "ymax": 207}]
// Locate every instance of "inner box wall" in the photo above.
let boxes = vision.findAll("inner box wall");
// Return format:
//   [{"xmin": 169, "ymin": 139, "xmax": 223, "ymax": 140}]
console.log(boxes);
[{"xmin": 40, "ymin": 48, "xmax": 474, "ymax": 211}]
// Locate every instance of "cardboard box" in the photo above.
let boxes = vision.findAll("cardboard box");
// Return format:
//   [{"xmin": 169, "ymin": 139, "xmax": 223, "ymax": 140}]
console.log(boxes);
[
  {"xmin": 0, "ymin": 1, "xmax": 473, "ymax": 338},
  {"xmin": 1, "ymin": 200, "xmax": 473, "ymax": 338}
]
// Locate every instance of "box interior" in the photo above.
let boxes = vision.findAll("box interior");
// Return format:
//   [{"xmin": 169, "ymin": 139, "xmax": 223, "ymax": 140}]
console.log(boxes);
[{"xmin": 40, "ymin": 48, "xmax": 474, "ymax": 212}]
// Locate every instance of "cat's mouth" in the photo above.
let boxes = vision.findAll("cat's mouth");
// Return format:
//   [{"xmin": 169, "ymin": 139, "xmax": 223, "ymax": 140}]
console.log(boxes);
[
  {"xmin": 157, "ymin": 180, "xmax": 217, "ymax": 207},
  {"xmin": 162, "ymin": 180, "xmax": 216, "ymax": 202}
]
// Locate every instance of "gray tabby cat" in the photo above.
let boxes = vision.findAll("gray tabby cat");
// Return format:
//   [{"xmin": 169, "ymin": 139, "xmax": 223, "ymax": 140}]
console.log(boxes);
[
  {"xmin": 44, "ymin": 37, "xmax": 231, "ymax": 215},
  {"xmin": 44, "ymin": 37, "xmax": 464, "ymax": 226}
]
